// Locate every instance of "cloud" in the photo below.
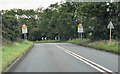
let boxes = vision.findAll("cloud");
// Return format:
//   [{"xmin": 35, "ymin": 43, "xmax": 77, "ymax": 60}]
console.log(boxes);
[{"xmin": 0, "ymin": 0, "xmax": 62, "ymax": 10}]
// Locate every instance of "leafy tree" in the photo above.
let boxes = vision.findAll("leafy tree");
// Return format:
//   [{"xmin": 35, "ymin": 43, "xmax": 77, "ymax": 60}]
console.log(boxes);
[
  {"xmin": 2, "ymin": 2, "xmax": 120, "ymax": 41},
  {"xmin": 2, "ymin": 14, "xmax": 20, "ymax": 41}
]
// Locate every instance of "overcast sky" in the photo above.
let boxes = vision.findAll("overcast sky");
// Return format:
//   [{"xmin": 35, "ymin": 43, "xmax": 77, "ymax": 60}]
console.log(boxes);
[{"xmin": 0, "ymin": 0, "xmax": 63, "ymax": 10}]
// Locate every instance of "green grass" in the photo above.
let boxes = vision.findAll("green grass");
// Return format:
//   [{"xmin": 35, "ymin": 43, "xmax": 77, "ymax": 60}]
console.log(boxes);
[
  {"xmin": 35, "ymin": 40, "xmax": 62, "ymax": 43},
  {"xmin": 0, "ymin": 47, "xmax": 2, "ymax": 73},
  {"xmin": 2, "ymin": 41, "xmax": 33, "ymax": 71},
  {"xmin": 35, "ymin": 39, "xmax": 119, "ymax": 54},
  {"xmin": 66, "ymin": 39, "xmax": 119, "ymax": 55},
  {"xmin": 65, "ymin": 39, "xmax": 90, "ymax": 46},
  {"xmin": 88, "ymin": 41, "xmax": 119, "ymax": 54}
]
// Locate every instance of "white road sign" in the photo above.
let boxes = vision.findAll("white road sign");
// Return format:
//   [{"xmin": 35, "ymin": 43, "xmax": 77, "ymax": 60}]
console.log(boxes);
[
  {"xmin": 78, "ymin": 28, "xmax": 83, "ymax": 33},
  {"xmin": 22, "ymin": 29, "xmax": 28, "ymax": 34},
  {"xmin": 107, "ymin": 21, "xmax": 114, "ymax": 29},
  {"xmin": 78, "ymin": 23, "xmax": 83, "ymax": 33},
  {"xmin": 107, "ymin": 21, "xmax": 114, "ymax": 42},
  {"xmin": 22, "ymin": 24, "xmax": 28, "ymax": 34}
]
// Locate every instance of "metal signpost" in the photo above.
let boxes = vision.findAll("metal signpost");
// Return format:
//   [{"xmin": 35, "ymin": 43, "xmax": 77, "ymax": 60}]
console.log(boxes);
[
  {"xmin": 22, "ymin": 24, "xmax": 28, "ymax": 40},
  {"xmin": 107, "ymin": 21, "xmax": 114, "ymax": 42},
  {"xmin": 78, "ymin": 23, "xmax": 83, "ymax": 39}
]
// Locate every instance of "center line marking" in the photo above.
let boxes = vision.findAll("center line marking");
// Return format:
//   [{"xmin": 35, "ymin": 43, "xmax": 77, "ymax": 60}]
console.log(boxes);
[{"xmin": 53, "ymin": 44, "xmax": 116, "ymax": 74}]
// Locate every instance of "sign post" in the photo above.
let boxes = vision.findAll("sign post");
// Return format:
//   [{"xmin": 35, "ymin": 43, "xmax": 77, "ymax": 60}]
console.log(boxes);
[
  {"xmin": 107, "ymin": 21, "xmax": 114, "ymax": 42},
  {"xmin": 78, "ymin": 23, "xmax": 83, "ymax": 39},
  {"xmin": 22, "ymin": 24, "xmax": 28, "ymax": 40}
]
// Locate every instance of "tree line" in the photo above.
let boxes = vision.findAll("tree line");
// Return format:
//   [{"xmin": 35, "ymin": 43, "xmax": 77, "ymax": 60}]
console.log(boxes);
[{"xmin": 1, "ymin": 2, "xmax": 120, "ymax": 42}]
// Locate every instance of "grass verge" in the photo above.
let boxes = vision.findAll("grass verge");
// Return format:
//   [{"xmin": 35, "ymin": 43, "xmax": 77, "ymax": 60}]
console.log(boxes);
[
  {"xmin": 35, "ymin": 39, "xmax": 120, "ymax": 55},
  {"xmin": 2, "ymin": 41, "xmax": 33, "ymax": 71},
  {"xmin": 35, "ymin": 39, "xmax": 119, "ymax": 54},
  {"xmin": 66, "ymin": 39, "xmax": 120, "ymax": 55}
]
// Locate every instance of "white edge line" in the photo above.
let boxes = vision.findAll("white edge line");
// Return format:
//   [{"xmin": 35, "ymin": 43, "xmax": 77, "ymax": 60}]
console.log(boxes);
[
  {"xmin": 53, "ymin": 44, "xmax": 114, "ymax": 73},
  {"xmin": 66, "ymin": 51, "xmax": 105, "ymax": 72}
]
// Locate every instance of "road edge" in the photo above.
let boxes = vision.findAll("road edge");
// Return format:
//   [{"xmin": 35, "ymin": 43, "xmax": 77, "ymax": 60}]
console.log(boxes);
[
  {"xmin": 66, "ymin": 42, "xmax": 119, "ymax": 56},
  {"xmin": 3, "ymin": 44, "xmax": 34, "ymax": 72}
]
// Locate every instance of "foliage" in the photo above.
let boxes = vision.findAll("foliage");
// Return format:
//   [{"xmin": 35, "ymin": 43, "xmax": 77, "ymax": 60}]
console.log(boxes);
[
  {"xmin": 2, "ymin": 41, "xmax": 33, "ymax": 71},
  {"xmin": 66, "ymin": 39, "xmax": 119, "ymax": 54},
  {"xmin": 2, "ymin": 2, "xmax": 120, "ymax": 41},
  {"xmin": 2, "ymin": 14, "xmax": 20, "ymax": 41}
]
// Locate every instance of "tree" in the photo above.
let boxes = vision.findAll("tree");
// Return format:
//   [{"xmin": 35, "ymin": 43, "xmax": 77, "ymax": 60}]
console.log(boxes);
[
  {"xmin": 2, "ymin": 2, "xmax": 120, "ymax": 41},
  {"xmin": 2, "ymin": 14, "xmax": 20, "ymax": 41}
]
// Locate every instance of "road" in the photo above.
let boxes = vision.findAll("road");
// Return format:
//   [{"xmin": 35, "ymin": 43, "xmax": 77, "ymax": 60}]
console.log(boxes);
[{"xmin": 8, "ymin": 43, "xmax": 119, "ymax": 73}]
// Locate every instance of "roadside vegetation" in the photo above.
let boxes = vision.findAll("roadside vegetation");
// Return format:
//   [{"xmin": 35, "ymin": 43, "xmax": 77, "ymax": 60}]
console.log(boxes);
[
  {"xmin": 1, "ymin": 2, "xmax": 120, "ymax": 41},
  {"xmin": 1, "ymin": 1, "xmax": 120, "ymax": 71},
  {"xmin": 66, "ymin": 39, "xmax": 119, "ymax": 55},
  {"xmin": 2, "ymin": 41, "xmax": 33, "ymax": 71},
  {"xmin": 34, "ymin": 39, "xmax": 119, "ymax": 55}
]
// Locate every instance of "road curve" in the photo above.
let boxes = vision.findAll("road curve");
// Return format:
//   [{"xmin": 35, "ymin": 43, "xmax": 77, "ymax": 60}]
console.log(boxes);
[{"xmin": 7, "ymin": 43, "xmax": 119, "ymax": 73}]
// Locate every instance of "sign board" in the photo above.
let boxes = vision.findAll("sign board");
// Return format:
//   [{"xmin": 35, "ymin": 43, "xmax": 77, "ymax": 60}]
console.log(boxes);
[
  {"xmin": 107, "ymin": 21, "xmax": 114, "ymax": 29},
  {"xmin": 22, "ymin": 24, "xmax": 27, "ymax": 29},
  {"xmin": 78, "ymin": 23, "xmax": 83, "ymax": 33},
  {"xmin": 22, "ymin": 24, "xmax": 28, "ymax": 34}
]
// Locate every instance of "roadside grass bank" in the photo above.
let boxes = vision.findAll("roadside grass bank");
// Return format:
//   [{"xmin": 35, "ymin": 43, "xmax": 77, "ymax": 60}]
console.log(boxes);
[
  {"xmin": 34, "ymin": 39, "xmax": 119, "ymax": 54},
  {"xmin": 2, "ymin": 41, "xmax": 33, "ymax": 71},
  {"xmin": 65, "ymin": 39, "xmax": 120, "ymax": 55},
  {"xmin": 35, "ymin": 40, "xmax": 62, "ymax": 43}
]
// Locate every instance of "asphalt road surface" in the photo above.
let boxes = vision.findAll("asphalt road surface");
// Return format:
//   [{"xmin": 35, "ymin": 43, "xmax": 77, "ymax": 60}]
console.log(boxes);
[{"xmin": 8, "ymin": 43, "xmax": 119, "ymax": 73}]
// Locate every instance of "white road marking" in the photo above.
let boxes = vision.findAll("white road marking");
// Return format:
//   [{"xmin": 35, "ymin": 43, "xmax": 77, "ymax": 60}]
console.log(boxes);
[
  {"xmin": 65, "ymin": 50, "xmax": 105, "ymax": 72},
  {"xmin": 53, "ymin": 44, "xmax": 116, "ymax": 74}
]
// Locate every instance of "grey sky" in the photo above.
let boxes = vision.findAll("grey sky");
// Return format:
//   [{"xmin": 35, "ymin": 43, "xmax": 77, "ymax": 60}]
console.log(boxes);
[{"xmin": 0, "ymin": 0, "xmax": 63, "ymax": 10}]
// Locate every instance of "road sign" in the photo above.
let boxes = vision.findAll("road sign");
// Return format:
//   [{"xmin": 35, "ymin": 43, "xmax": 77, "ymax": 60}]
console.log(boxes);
[
  {"xmin": 22, "ymin": 24, "xmax": 27, "ymax": 29},
  {"xmin": 22, "ymin": 24, "xmax": 28, "ymax": 34},
  {"xmin": 78, "ymin": 23, "xmax": 83, "ymax": 33},
  {"xmin": 107, "ymin": 21, "xmax": 114, "ymax": 42},
  {"xmin": 22, "ymin": 29, "xmax": 28, "ymax": 34},
  {"xmin": 107, "ymin": 21, "xmax": 114, "ymax": 29}
]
